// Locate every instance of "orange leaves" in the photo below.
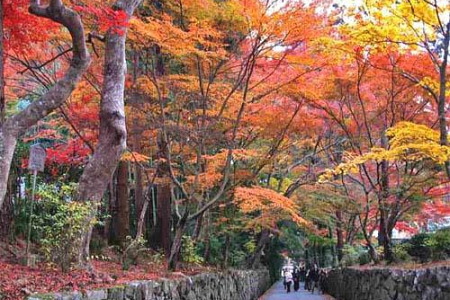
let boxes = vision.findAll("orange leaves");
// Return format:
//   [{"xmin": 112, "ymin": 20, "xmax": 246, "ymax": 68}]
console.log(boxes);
[
  {"xmin": 184, "ymin": 149, "xmax": 257, "ymax": 193},
  {"xmin": 234, "ymin": 186, "xmax": 308, "ymax": 230},
  {"xmin": 120, "ymin": 151, "xmax": 150, "ymax": 163},
  {"xmin": 129, "ymin": 13, "xmax": 226, "ymax": 60}
]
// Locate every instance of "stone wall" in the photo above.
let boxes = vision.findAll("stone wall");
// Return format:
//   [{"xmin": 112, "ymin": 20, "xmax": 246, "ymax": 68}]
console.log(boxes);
[
  {"xmin": 323, "ymin": 266, "xmax": 450, "ymax": 300},
  {"xmin": 27, "ymin": 269, "xmax": 271, "ymax": 300}
]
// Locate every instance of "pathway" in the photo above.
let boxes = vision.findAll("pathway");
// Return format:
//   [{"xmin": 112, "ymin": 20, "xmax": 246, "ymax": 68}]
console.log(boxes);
[{"xmin": 259, "ymin": 281, "xmax": 335, "ymax": 300}]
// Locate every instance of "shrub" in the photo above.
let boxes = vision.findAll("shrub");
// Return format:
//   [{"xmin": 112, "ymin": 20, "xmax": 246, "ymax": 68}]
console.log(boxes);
[
  {"xmin": 181, "ymin": 235, "xmax": 204, "ymax": 265},
  {"xmin": 119, "ymin": 236, "xmax": 147, "ymax": 270},
  {"xmin": 406, "ymin": 233, "xmax": 432, "ymax": 263},
  {"xmin": 426, "ymin": 228, "xmax": 450, "ymax": 260},
  {"xmin": 358, "ymin": 251, "xmax": 371, "ymax": 265},
  {"xmin": 341, "ymin": 244, "xmax": 359, "ymax": 266},
  {"xmin": 33, "ymin": 183, "xmax": 94, "ymax": 272},
  {"xmin": 244, "ymin": 240, "xmax": 256, "ymax": 254},
  {"xmin": 393, "ymin": 243, "xmax": 412, "ymax": 262}
]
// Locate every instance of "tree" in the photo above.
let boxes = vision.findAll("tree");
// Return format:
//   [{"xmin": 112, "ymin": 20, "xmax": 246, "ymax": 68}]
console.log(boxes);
[
  {"xmin": 0, "ymin": 0, "xmax": 90, "ymax": 211},
  {"xmin": 234, "ymin": 186, "xmax": 308, "ymax": 268},
  {"xmin": 320, "ymin": 122, "xmax": 449, "ymax": 261},
  {"xmin": 75, "ymin": 0, "xmax": 142, "ymax": 264},
  {"xmin": 344, "ymin": 0, "xmax": 450, "ymax": 176}
]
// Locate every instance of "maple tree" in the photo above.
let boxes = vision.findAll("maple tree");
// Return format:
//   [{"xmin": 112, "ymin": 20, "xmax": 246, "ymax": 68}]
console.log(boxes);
[
  {"xmin": 0, "ymin": 0, "xmax": 90, "ymax": 211},
  {"xmin": 343, "ymin": 0, "xmax": 450, "ymax": 175}
]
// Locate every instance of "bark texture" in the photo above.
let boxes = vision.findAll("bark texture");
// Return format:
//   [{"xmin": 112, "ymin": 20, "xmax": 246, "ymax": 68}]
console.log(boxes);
[
  {"xmin": 438, "ymin": 22, "xmax": 450, "ymax": 178},
  {"xmin": 75, "ymin": 0, "xmax": 142, "ymax": 262},
  {"xmin": 150, "ymin": 183, "xmax": 171, "ymax": 256},
  {"xmin": 0, "ymin": 0, "xmax": 4, "ymax": 124},
  {"xmin": 0, "ymin": 0, "xmax": 90, "ymax": 211},
  {"xmin": 116, "ymin": 161, "xmax": 130, "ymax": 244}
]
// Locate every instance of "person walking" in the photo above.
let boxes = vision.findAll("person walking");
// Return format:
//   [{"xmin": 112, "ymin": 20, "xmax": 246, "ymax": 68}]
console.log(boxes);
[
  {"xmin": 285, "ymin": 270, "xmax": 293, "ymax": 293},
  {"xmin": 281, "ymin": 267, "xmax": 287, "ymax": 290},
  {"xmin": 293, "ymin": 269, "xmax": 300, "ymax": 292},
  {"xmin": 305, "ymin": 268, "xmax": 311, "ymax": 291},
  {"xmin": 310, "ymin": 264, "xmax": 320, "ymax": 294}
]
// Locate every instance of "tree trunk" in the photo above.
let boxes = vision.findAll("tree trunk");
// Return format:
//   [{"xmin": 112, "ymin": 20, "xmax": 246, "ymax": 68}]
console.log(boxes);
[
  {"xmin": 135, "ymin": 186, "xmax": 150, "ymax": 239},
  {"xmin": 247, "ymin": 229, "xmax": 270, "ymax": 269},
  {"xmin": 222, "ymin": 234, "xmax": 230, "ymax": 268},
  {"xmin": 157, "ymin": 183, "xmax": 171, "ymax": 256},
  {"xmin": 0, "ymin": 0, "xmax": 90, "ymax": 211},
  {"xmin": 367, "ymin": 242, "xmax": 379, "ymax": 263},
  {"xmin": 75, "ymin": 0, "xmax": 142, "ymax": 264},
  {"xmin": 133, "ymin": 133, "xmax": 145, "ymax": 233},
  {"xmin": 439, "ymin": 23, "xmax": 450, "ymax": 178},
  {"xmin": 168, "ymin": 210, "xmax": 188, "ymax": 271},
  {"xmin": 192, "ymin": 211, "xmax": 204, "ymax": 241},
  {"xmin": 335, "ymin": 210, "xmax": 344, "ymax": 262},
  {"xmin": 0, "ymin": 0, "xmax": 4, "ymax": 124},
  {"xmin": 116, "ymin": 161, "xmax": 129, "ymax": 244},
  {"xmin": 103, "ymin": 182, "xmax": 114, "ymax": 242},
  {"xmin": 0, "ymin": 182, "xmax": 13, "ymax": 239},
  {"xmin": 379, "ymin": 130, "xmax": 394, "ymax": 262},
  {"xmin": 204, "ymin": 236, "xmax": 211, "ymax": 263}
]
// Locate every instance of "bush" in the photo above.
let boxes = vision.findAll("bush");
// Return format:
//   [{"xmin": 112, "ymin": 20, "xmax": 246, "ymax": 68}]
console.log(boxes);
[
  {"xmin": 426, "ymin": 228, "xmax": 450, "ymax": 260},
  {"xmin": 340, "ymin": 244, "xmax": 372, "ymax": 266},
  {"xmin": 119, "ymin": 236, "xmax": 147, "ymax": 270},
  {"xmin": 341, "ymin": 244, "xmax": 359, "ymax": 266},
  {"xmin": 393, "ymin": 243, "xmax": 412, "ymax": 262},
  {"xmin": 406, "ymin": 233, "xmax": 432, "ymax": 263},
  {"xmin": 358, "ymin": 251, "xmax": 371, "ymax": 265},
  {"xmin": 181, "ymin": 236, "xmax": 204, "ymax": 265},
  {"xmin": 33, "ymin": 183, "xmax": 94, "ymax": 272}
]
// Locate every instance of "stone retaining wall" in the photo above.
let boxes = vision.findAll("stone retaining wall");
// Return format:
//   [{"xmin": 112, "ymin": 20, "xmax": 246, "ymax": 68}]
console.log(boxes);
[
  {"xmin": 27, "ymin": 269, "xmax": 271, "ymax": 300},
  {"xmin": 323, "ymin": 266, "xmax": 450, "ymax": 300}
]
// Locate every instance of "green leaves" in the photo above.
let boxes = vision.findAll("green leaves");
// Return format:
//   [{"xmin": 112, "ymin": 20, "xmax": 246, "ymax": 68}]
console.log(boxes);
[{"xmin": 33, "ymin": 183, "xmax": 94, "ymax": 272}]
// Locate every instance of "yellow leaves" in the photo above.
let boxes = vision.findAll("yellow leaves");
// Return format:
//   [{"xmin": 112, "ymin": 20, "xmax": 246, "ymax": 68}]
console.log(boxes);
[
  {"xmin": 234, "ymin": 186, "xmax": 309, "ymax": 229},
  {"xmin": 386, "ymin": 121, "xmax": 440, "ymax": 147},
  {"xmin": 268, "ymin": 177, "xmax": 293, "ymax": 194},
  {"xmin": 319, "ymin": 122, "xmax": 450, "ymax": 182},
  {"xmin": 417, "ymin": 77, "xmax": 450, "ymax": 97},
  {"xmin": 341, "ymin": 0, "xmax": 449, "ymax": 53}
]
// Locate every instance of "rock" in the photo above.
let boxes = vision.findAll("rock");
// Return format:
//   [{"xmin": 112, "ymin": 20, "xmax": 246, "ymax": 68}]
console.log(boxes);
[
  {"xmin": 27, "ymin": 270, "xmax": 271, "ymax": 300},
  {"xmin": 324, "ymin": 266, "xmax": 450, "ymax": 300}
]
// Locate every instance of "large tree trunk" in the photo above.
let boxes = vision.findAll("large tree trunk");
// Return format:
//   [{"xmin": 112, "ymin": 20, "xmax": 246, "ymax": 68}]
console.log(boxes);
[
  {"xmin": 150, "ymin": 183, "xmax": 171, "ymax": 256},
  {"xmin": 0, "ymin": 181, "xmax": 13, "ymax": 239},
  {"xmin": 116, "ymin": 161, "xmax": 130, "ymax": 244},
  {"xmin": 0, "ymin": 0, "xmax": 90, "ymax": 211},
  {"xmin": 75, "ymin": 0, "xmax": 142, "ymax": 264},
  {"xmin": 158, "ymin": 183, "xmax": 171, "ymax": 256},
  {"xmin": 0, "ymin": 0, "xmax": 4, "ymax": 124}
]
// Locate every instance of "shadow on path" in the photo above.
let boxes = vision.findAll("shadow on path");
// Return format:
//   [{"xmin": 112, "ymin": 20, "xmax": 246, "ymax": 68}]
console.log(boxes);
[{"xmin": 259, "ymin": 281, "xmax": 335, "ymax": 300}]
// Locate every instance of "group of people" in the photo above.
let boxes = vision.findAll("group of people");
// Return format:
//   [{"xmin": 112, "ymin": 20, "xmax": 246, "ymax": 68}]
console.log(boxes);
[{"xmin": 281, "ymin": 264, "xmax": 328, "ymax": 294}]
